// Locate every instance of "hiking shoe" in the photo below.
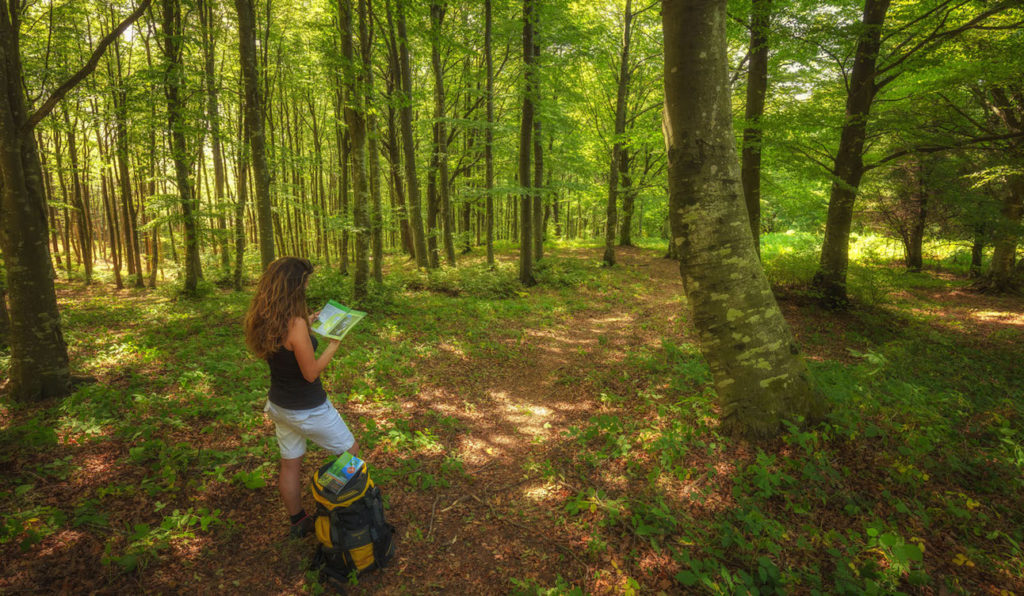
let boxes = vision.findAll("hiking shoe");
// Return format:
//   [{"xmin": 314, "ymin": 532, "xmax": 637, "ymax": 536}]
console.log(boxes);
[{"xmin": 289, "ymin": 514, "xmax": 314, "ymax": 539}]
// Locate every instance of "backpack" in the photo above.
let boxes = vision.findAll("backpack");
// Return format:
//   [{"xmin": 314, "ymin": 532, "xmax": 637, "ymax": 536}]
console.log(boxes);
[{"xmin": 310, "ymin": 458, "xmax": 396, "ymax": 586}]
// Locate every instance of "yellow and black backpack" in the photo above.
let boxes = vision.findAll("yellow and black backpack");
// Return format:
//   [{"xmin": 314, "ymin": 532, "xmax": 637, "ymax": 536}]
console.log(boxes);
[{"xmin": 310, "ymin": 458, "xmax": 396, "ymax": 584}]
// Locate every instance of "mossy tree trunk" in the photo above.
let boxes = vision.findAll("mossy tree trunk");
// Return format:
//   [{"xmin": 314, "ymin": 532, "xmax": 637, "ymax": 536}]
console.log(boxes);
[
  {"xmin": 0, "ymin": 0, "xmax": 147, "ymax": 399},
  {"xmin": 662, "ymin": 0, "xmax": 825, "ymax": 439}
]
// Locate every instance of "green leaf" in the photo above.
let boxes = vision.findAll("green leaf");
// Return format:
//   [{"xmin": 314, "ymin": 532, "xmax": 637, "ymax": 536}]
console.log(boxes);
[
  {"xmin": 675, "ymin": 570, "xmax": 699, "ymax": 586},
  {"xmin": 892, "ymin": 544, "xmax": 923, "ymax": 563}
]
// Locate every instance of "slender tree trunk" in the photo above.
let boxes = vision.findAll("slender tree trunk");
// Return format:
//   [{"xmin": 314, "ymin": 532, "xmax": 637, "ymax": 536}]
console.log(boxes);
[
  {"xmin": 112, "ymin": 83, "xmax": 143, "ymax": 287},
  {"xmin": 813, "ymin": 0, "xmax": 890, "ymax": 307},
  {"xmin": 342, "ymin": 0, "xmax": 370, "ymax": 298},
  {"xmin": 163, "ymin": 0, "xmax": 203, "ymax": 294},
  {"xmin": 234, "ymin": 82, "xmax": 249, "ymax": 290},
  {"xmin": 430, "ymin": 1, "xmax": 456, "ymax": 267},
  {"xmin": 970, "ymin": 224, "xmax": 985, "ymax": 279},
  {"xmin": 64, "ymin": 113, "xmax": 93, "ymax": 283},
  {"xmin": 741, "ymin": 0, "xmax": 771, "ymax": 257},
  {"xmin": 484, "ymin": 0, "xmax": 495, "ymax": 266},
  {"xmin": 396, "ymin": 0, "xmax": 429, "ymax": 268},
  {"xmin": 604, "ymin": 0, "xmax": 632, "ymax": 266},
  {"xmin": 53, "ymin": 134, "xmax": 73, "ymax": 276},
  {"xmin": 618, "ymin": 147, "xmax": 634, "ymax": 246},
  {"xmin": 235, "ymin": 0, "xmax": 275, "ymax": 269},
  {"xmin": 905, "ymin": 164, "xmax": 927, "ymax": 273},
  {"xmin": 663, "ymin": 0, "xmax": 824, "ymax": 439},
  {"xmin": 383, "ymin": 0, "xmax": 413, "ymax": 259},
  {"xmin": 533, "ymin": 110, "xmax": 543, "ymax": 261},
  {"xmin": 199, "ymin": 0, "xmax": 230, "ymax": 273},
  {"xmin": 103, "ymin": 170, "xmax": 124, "ymax": 289},
  {"xmin": 386, "ymin": 99, "xmax": 412, "ymax": 258},
  {"xmin": 361, "ymin": 1, "xmax": 384, "ymax": 284},
  {"xmin": 518, "ymin": 0, "xmax": 535, "ymax": 285}
]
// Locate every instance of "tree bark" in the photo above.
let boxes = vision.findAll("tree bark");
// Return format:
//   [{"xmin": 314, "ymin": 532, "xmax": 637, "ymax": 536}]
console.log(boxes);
[
  {"xmin": 235, "ymin": 0, "xmax": 275, "ymax": 269},
  {"xmin": 604, "ymin": 0, "xmax": 632, "ymax": 266},
  {"xmin": 662, "ymin": 0, "xmax": 824, "ymax": 439},
  {"xmin": 741, "ymin": 0, "xmax": 770, "ymax": 257},
  {"xmin": 430, "ymin": 1, "xmax": 456, "ymax": 267},
  {"xmin": 341, "ymin": 0, "xmax": 370, "ymax": 299},
  {"xmin": 813, "ymin": 0, "xmax": 890, "ymax": 307},
  {"xmin": 64, "ymin": 112, "xmax": 93, "ymax": 283},
  {"xmin": 518, "ymin": 0, "xmax": 535, "ymax": 285},
  {"xmin": 989, "ymin": 177, "xmax": 1023, "ymax": 289},
  {"xmin": 199, "ymin": 0, "xmax": 230, "ymax": 273},
  {"xmin": 533, "ymin": 108, "xmax": 544, "ymax": 261},
  {"xmin": 359, "ymin": 0, "xmax": 384, "ymax": 284},
  {"xmin": 163, "ymin": 0, "xmax": 203, "ymax": 294},
  {"xmin": 618, "ymin": 147, "xmax": 634, "ymax": 246},
  {"xmin": 484, "ymin": 0, "xmax": 495, "ymax": 266},
  {"xmin": 396, "ymin": 0, "xmax": 429, "ymax": 268}
]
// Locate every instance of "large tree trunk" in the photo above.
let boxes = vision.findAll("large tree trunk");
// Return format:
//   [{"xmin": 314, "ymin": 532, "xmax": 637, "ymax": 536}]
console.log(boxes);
[
  {"xmin": 662, "ymin": 0, "xmax": 824, "ymax": 439},
  {"xmin": 603, "ymin": 0, "xmax": 632, "ymax": 267},
  {"xmin": 741, "ymin": 0, "xmax": 771, "ymax": 257},
  {"xmin": 163, "ymin": 0, "xmax": 203, "ymax": 294},
  {"xmin": 0, "ymin": 13, "xmax": 72, "ymax": 399},
  {"xmin": 235, "ymin": 0, "xmax": 275, "ymax": 269},
  {"xmin": 518, "ymin": 0, "xmax": 535, "ymax": 285},
  {"xmin": 813, "ymin": 0, "xmax": 890, "ymax": 307},
  {"xmin": 396, "ymin": 0, "xmax": 429, "ymax": 268}
]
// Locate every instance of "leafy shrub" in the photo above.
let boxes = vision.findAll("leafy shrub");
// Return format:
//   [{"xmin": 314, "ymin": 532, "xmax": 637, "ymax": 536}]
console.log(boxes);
[
  {"xmin": 533, "ymin": 257, "xmax": 596, "ymax": 288},
  {"xmin": 761, "ymin": 231, "xmax": 819, "ymax": 288},
  {"xmin": 395, "ymin": 263, "xmax": 520, "ymax": 299}
]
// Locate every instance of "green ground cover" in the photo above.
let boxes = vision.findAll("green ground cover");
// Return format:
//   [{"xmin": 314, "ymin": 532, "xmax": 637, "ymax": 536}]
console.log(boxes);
[{"xmin": 1, "ymin": 237, "xmax": 1022, "ymax": 594}]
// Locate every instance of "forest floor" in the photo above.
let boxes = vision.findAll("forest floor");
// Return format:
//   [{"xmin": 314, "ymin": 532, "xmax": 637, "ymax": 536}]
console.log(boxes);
[{"xmin": 1, "ymin": 242, "xmax": 1023, "ymax": 595}]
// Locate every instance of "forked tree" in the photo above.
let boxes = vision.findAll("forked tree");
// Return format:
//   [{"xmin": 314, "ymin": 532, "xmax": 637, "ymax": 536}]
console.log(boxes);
[{"xmin": 662, "ymin": 0, "xmax": 826, "ymax": 439}]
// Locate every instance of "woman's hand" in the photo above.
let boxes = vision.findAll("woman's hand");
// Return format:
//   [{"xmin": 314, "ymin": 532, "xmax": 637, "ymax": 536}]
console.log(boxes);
[{"xmin": 308, "ymin": 310, "xmax": 321, "ymax": 325}]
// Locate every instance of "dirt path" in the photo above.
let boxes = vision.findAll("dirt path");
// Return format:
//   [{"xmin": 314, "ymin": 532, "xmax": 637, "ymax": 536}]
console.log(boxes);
[{"xmin": 341, "ymin": 247, "xmax": 688, "ymax": 594}]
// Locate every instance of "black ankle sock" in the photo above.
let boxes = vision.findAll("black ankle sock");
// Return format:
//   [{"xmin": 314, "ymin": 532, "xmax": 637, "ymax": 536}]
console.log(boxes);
[{"xmin": 289, "ymin": 510, "xmax": 307, "ymax": 525}]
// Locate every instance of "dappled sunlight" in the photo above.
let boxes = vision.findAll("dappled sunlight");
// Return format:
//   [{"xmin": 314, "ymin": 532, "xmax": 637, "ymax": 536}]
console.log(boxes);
[{"xmin": 971, "ymin": 309, "xmax": 1024, "ymax": 327}]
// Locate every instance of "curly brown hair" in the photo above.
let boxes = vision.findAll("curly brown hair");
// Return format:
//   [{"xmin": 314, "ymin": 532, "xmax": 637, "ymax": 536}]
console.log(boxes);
[{"xmin": 244, "ymin": 257, "xmax": 314, "ymax": 359}]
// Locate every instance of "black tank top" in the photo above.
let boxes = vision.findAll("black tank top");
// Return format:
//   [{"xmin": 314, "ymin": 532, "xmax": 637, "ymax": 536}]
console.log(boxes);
[{"xmin": 267, "ymin": 334, "xmax": 327, "ymax": 410}]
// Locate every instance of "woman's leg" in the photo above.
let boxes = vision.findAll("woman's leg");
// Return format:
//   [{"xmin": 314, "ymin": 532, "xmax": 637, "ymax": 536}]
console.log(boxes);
[{"xmin": 279, "ymin": 456, "xmax": 304, "ymax": 516}]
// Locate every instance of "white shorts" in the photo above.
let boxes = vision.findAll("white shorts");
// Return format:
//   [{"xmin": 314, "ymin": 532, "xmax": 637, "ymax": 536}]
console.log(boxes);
[{"xmin": 264, "ymin": 399, "xmax": 355, "ymax": 460}]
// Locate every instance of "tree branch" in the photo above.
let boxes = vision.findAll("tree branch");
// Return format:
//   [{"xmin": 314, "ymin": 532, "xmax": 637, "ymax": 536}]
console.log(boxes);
[
  {"xmin": 876, "ymin": 2, "xmax": 1012, "ymax": 88},
  {"xmin": 864, "ymin": 131, "xmax": 1024, "ymax": 171},
  {"xmin": 24, "ymin": 0, "xmax": 151, "ymax": 132}
]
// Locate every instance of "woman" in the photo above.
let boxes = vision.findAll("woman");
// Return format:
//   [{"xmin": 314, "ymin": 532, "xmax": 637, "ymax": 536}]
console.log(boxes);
[{"xmin": 244, "ymin": 257, "xmax": 359, "ymax": 538}]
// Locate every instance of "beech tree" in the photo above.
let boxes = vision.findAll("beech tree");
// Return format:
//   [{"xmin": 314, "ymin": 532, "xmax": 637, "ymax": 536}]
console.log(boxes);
[
  {"xmin": 663, "ymin": 0, "xmax": 825, "ymax": 438},
  {"xmin": 0, "ymin": 0, "xmax": 149, "ymax": 400}
]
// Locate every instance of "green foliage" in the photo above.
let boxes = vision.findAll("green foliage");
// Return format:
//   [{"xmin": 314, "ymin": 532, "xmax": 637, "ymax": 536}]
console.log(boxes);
[{"xmin": 394, "ymin": 262, "xmax": 522, "ymax": 299}]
